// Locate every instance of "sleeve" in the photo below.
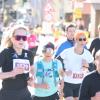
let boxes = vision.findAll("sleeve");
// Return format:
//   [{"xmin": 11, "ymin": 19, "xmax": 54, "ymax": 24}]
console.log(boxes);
[
  {"xmin": 28, "ymin": 50, "xmax": 34, "ymax": 66},
  {"xmin": 86, "ymin": 51, "xmax": 95, "ymax": 71},
  {"xmin": 55, "ymin": 44, "xmax": 64, "ymax": 58},
  {"xmin": 84, "ymin": 49, "xmax": 94, "ymax": 64},
  {"xmin": 86, "ymin": 50, "xmax": 94, "ymax": 63},
  {"xmin": 56, "ymin": 56, "xmax": 64, "ymax": 70},
  {"xmin": 79, "ymin": 76, "xmax": 91, "ymax": 100},
  {"xmin": 89, "ymin": 39, "xmax": 95, "ymax": 53},
  {"xmin": 60, "ymin": 49, "xmax": 67, "ymax": 60},
  {"xmin": 0, "ymin": 49, "xmax": 7, "ymax": 67}
]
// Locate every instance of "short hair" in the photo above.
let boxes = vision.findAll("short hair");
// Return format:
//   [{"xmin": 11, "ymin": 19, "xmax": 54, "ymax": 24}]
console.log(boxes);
[
  {"xmin": 65, "ymin": 23, "xmax": 76, "ymax": 32},
  {"xmin": 42, "ymin": 42, "xmax": 54, "ymax": 53}
]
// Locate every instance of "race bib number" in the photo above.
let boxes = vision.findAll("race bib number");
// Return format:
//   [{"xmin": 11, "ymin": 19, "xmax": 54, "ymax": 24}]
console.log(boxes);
[
  {"xmin": 73, "ymin": 73, "xmax": 84, "ymax": 79},
  {"xmin": 13, "ymin": 59, "xmax": 30, "ymax": 73}
]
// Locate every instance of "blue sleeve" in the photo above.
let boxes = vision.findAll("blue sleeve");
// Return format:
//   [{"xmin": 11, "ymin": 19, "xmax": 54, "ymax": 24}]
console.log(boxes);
[
  {"xmin": 55, "ymin": 44, "xmax": 64, "ymax": 57},
  {"xmin": 55, "ymin": 41, "xmax": 71, "ymax": 57}
]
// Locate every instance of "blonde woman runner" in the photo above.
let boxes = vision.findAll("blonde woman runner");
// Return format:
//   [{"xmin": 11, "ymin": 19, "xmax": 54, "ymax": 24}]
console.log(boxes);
[{"xmin": 0, "ymin": 23, "xmax": 33, "ymax": 100}]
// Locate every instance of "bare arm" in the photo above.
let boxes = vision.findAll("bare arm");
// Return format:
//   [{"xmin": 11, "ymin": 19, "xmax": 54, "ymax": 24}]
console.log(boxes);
[
  {"xmin": 0, "ymin": 66, "xmax": 25, "ymax": 80},
  {"xmin": 58, "ymin": 68, "xmax": 64, "ymax": 100}
]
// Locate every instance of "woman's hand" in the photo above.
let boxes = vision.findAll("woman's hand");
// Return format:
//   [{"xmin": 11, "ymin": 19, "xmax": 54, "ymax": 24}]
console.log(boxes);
[{"xmin": 12, "ymin": 66, "xmax": 25, "ymax": 77}]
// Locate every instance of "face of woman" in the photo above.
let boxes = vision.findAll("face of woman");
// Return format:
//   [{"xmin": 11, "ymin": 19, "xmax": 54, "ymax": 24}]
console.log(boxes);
[
  {"xmin": 11, "ymin": 28, "xmax": 27, "ymax": 49},
  {"xmin": 76, "ymin": 35, "xmax": 87, "ymax": 47}
]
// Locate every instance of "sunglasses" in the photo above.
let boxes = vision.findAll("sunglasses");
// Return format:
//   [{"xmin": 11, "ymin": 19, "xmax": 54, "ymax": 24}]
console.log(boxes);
[
  {"xmin": 78, "ymin": 38, "xmax": 86, "ymax": 41},
  {"xmin": 43, "ymin": 48, "xmax": 54, "ymax": 54},
  {"xmin": 14, "ymin": 35, "xmax": 27, "ymax": 41}
]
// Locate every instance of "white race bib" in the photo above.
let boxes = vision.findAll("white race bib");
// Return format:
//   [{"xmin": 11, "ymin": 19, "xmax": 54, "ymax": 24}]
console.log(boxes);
[{"xmin": 13, "ymin": 59, "xmax": 30, "ymax": 73}]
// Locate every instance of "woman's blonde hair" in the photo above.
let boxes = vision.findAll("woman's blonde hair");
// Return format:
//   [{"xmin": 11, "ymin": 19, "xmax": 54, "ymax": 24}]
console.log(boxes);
[{"xmin": 0, "ymin": 23, "xmax": 28, "ymax": 52}]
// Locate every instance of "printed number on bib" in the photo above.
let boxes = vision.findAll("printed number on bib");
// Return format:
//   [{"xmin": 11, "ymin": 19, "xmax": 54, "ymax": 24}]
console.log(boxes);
[
  {"xmin": 73, "ymin": 73, "xmax": 84, "ymax": 79},
  {"xmin": 13, "ymin": 59, "xmax": 30, "ymax": 73}
]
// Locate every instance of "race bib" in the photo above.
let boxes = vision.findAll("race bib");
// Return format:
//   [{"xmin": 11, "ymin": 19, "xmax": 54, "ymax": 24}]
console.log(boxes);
[
  {"xmin": 73, "ymin": 73, "xmax": 84, "ymax": 79},
  {"xmin": 13, "ymin": 59, "xmax": 30, "ymax": 73}
]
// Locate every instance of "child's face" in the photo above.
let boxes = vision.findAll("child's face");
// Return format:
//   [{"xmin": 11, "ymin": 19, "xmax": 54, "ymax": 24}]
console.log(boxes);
[{"xmin": 43, "ymin": 48, "xmax": 54, "ymax": 58}]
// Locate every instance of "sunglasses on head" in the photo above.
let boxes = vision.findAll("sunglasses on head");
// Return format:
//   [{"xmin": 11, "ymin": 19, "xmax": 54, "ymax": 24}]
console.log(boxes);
[
  {"xmin": 14, "ymin": 35, "xmax": 27, "ymax": 41},
  {"xmin": 78, "ymin": 38, "xmax": 86, "ymax": 41}
]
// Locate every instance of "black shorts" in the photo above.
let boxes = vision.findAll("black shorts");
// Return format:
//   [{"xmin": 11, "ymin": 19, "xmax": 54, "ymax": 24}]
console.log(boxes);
[
  {"xmin": 63, "ymin": 82, "xmax": 81, "ymax": 98},
  {"xmin": 32, "ymin": 92, "xmax": 59, "ymax": 100},
  {"xmin": 0, "ymin": 87, "xmax": 32, "ymax": 100}
]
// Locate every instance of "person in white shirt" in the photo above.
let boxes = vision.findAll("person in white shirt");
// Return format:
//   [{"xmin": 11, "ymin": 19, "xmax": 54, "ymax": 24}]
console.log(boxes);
[{"xmin": 60, "ymin": 30, "xmax": 94, "ymax": 100}]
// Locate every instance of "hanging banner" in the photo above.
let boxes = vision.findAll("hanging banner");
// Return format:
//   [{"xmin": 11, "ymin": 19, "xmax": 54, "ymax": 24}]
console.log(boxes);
[{"xmin": 73, "ymin": 8, "xmax": 82, "ymax": 19}]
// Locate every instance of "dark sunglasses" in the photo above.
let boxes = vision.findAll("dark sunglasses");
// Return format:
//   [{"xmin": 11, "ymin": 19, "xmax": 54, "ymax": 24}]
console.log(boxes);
[
  {"xmin": 78, "ymin": 38, "xmax": 86, "ymax": 41},
  {"xmin": 14, "ymin": 35, "xmax": 27, "ymax": 41}
]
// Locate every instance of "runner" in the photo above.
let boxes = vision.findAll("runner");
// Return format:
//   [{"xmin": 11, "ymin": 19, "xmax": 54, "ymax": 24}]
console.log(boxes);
[
  {"xmin": 59, "ymin": 31, "xmax": 94, "ymax": 100},
  {"xmin": 28, "ymin": 42, "xmax": 64, "ymax": 100},
  {"xmin": 79, "ymin": 50, "xmax": 100, "ymax": 100},
  {"xmin": 0, "ymin": 23, "xmax": 33, "ymax": 100}
]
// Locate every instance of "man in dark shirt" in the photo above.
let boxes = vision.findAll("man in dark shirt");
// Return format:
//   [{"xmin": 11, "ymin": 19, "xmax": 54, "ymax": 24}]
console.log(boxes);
[
  {"xmin": 89, "ymin": 38, "xmax": 100, "ymax": 58},
  {"xmin": 89, "ymin": 24, "xmax": 100, "ymax": 59},
  {"xmin": 79, "ymin": 50, "xmax": 100, "ymax": 100}
]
